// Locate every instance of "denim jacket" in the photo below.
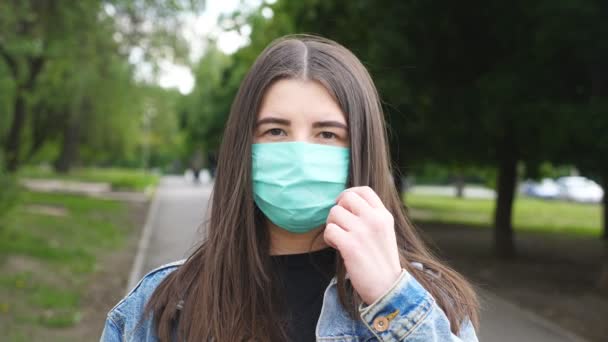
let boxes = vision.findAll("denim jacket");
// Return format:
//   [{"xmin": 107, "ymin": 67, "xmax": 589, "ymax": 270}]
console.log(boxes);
[{"xmin": 101, "ymin": 259, "xmax": 478, "ymax": 341}]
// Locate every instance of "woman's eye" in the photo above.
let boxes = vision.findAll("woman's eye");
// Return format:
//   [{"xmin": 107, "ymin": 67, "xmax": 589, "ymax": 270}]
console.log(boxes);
[
  {"xmin": 267, "ymin": 128, "xmax": 286, "ymax": 136},
  {"xmin": 320, "ymin": 131, "xmax": 337, "ymax": 139}
]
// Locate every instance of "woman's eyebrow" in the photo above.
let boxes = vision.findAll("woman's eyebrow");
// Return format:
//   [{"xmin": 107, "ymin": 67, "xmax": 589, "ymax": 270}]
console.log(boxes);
[
  {"xmin": 313, "ymin": 120, "xmax": 348, "ymax": 130},
  {"xmin": 256, "ymin": 117, "xmax": 291, "ymax": 126}
]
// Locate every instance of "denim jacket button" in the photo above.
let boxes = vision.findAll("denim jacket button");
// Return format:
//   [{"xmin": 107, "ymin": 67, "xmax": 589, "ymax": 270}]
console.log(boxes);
[{"xmin": 372, "ymin": 316, "xmax": 390, "ymax": 332}]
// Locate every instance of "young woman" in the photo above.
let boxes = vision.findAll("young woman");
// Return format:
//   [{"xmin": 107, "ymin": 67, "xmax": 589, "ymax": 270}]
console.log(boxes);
[{"xmin": 102, "ymin": 34, "xmax": 480, "ymax": 341}]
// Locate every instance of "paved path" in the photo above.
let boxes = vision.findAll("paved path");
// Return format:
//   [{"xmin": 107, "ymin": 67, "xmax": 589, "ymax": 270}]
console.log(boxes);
[
  {"xmin": 131, "ymin": 175, "xmax": 587, "ymax": 341},
  {"xmin": 477, "ymin": 290, "xmax": 586, "ymax": 341},
  {"xmin": 127, "ymin": 176, "xmax": 212, "ymax": 288}
]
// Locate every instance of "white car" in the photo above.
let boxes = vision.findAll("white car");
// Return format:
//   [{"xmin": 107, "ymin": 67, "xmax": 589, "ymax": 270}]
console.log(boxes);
[
  {"xmin": 520, "ymin": 178, "xmax": 560, "ymax": 199},
  {"xmin": 555, "ymin": 176, "xmax": 604, "ymax": 203}
]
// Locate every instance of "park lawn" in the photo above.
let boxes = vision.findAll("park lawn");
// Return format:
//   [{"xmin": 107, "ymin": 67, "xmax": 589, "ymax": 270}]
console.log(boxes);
[
  {"xmin": 0, "ymin": 190, "xmax": 134, "ymax": 340},
  {"xmin": 19, "ymin": 166, "xmax": 160, "ymax": 191},
  {"xmin": 405, "ymin": 193, "xmax": 602, "ymax": 237}
]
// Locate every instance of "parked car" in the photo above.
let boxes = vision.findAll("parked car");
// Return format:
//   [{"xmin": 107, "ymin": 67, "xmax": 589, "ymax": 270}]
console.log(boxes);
[
  {"xmin": 520, "ymin": 178, "xmax": 560, "ymax": 199},
  {"xmin": 555, "ymin": 176, "xmax": 604, "ymax": 203}
]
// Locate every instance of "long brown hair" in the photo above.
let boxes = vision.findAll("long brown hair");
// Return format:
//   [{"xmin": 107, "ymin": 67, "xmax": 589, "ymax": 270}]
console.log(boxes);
[{"xmin": 145, "ymin": 34, "xmax": 479, "ymax": 341}]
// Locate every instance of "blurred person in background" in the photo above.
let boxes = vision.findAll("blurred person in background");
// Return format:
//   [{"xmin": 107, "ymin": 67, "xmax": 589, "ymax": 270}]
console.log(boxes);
[
  {"xmin": 207, "ymin": 151, "xmax": 217, "ymax": 179},
  {"xmin": 190, "ymin": 150, "xmax": 203, "ymax": 184}
]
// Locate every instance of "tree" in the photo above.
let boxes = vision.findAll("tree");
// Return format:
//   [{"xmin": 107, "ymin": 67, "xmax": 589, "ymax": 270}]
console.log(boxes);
[
  {"xmin": 240, "ymin": 0, "xmax": 608, "ymax": 259},
  {"xmin": 0, "ymin": 1, "xmax": 58, "ymax": 171},
  {"xmin": 180, "ymin": 42, "xmax": 234, "ymax": 160},
  {"xmin": 0, "ymin": 0, "xmax": 202, "ymax": 173}
]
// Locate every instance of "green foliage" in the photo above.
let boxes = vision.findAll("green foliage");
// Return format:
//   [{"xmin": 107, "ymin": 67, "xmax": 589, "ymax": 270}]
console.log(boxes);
[
  {"xmin": 536, "ymin": 162, "xmax": 574, "ymax": 180},
  {"xmin": 237, "ymin": 0, "xmax": 606, "ymax": 170},
  {"xmin": 410, "ymin": 163, "xmax": 498, "ymax": 188},
  {"xmin": 0, "ymin": 0, "xmax": 201, "ymax": 172},
  {"xmin": 177, "ymin": 2, "xmax": 303, "ymax": 158},
  {"xmin": 180, "ymin": 43, "xmax": 234, "ymax": 156},
  {"xmin": 139, "ymin": 87, "xmax": 185, "ymax": 170}
]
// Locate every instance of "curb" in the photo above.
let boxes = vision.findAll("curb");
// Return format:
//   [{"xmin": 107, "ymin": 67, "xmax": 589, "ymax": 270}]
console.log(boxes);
[{"xmin": 125, "ymin": 182, "xmax": 162, "ymax": 294}]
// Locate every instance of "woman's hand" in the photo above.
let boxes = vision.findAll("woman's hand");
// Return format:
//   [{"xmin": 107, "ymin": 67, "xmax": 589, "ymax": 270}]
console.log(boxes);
[{"xmin": 324, "ymin": 186, "xmax": 403, "ymax": 305}]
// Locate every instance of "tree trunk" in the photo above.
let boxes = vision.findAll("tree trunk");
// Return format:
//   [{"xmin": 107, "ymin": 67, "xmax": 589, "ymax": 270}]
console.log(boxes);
[
  {"xmin": 5, "ymin": 91, "xmax": 26, "ymax": 172},
  {"xmin": 596, "ymin": 174, "xmax": 607, "ymax": 293},
  {"xmin": 598, "ymin": 242, "xmax": 608, "ymax": 294},
  {"xmin": 454, "ymin": 172, "xmax": 465, "ymax": 198},
  {"xmin": 53, "ymin": 115, "xmax": 81, "ymax": 174},
  {"xmin": 602, "ymin": 176, "xmax": 608, "ymax": 240},
  {"xmin": 1, "ymin": 49, "xmax": 45, "ymax": 172},
  {"xmin": 26, "ymin": 106, "xmax": 58, "ymax": 161},
  {"xmin": 493, "ymin": 140, "xmax": 518, "ymax": 258}
]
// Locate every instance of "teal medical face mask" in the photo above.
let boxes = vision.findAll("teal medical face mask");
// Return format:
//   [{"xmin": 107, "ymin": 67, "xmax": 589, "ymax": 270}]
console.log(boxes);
[{"xmin": 252, "ymin": 142, "xmax": 350, "ymax": 233}]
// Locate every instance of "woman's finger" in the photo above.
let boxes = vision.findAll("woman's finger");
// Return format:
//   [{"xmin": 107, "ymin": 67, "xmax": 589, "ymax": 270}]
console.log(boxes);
[
  {"xmin": 324, "ymin": 223, "xmax": 349, "ymax": 250},
  {"xmin": 326, "ymin": 205, "xmax": 360, "ymax": 231},
  {"xmin": 345, "ymin": 186, "xmax": 384, "ymax": 208},
  {"xmin": 337, "ymin": 190, "xmax": 370, "ymax": 216}
]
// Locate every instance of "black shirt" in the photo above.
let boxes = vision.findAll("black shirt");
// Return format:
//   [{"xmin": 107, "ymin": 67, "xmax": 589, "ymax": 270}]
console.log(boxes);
[{"xmin": 271, "ymin": 247, "xmax": 337, "ymax": 342}]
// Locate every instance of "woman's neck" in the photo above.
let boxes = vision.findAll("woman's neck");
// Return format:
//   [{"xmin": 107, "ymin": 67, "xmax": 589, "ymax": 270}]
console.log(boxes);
[{"xmin": 267, "ymin": 221, "xmax": 329, "ymax": 255}]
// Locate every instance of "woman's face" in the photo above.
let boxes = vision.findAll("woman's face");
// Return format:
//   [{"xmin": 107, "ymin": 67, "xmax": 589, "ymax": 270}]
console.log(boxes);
[{"xmin": 254, "ymin": 79, "xmax": 349, "ymax": 147}]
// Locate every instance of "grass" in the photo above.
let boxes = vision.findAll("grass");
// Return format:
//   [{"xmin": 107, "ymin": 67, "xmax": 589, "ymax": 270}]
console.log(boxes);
[
  {"xmin": 19, "ymin": 166, "xmax": 160, "ymax": 191},
  {"xmin": 406, "ymin": 193, "xmax": 602, "ymax": 237},
  {"xmin": 0, "ymin": 190, "xmax": 134, "ymax": 338}
]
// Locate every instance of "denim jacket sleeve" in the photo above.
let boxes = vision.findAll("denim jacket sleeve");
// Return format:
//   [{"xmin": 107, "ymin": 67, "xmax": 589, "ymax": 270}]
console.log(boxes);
[
  {"xmin": 358, "ymin": 269, "xmax": 478, "ymax": 341},
  {"xmin": 100, "ymin": 260, "xmax": 185, "ymax": 342},
  {"xmin": 100, "ymin": 317, "xmax": 123, "ymax": 342}
]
